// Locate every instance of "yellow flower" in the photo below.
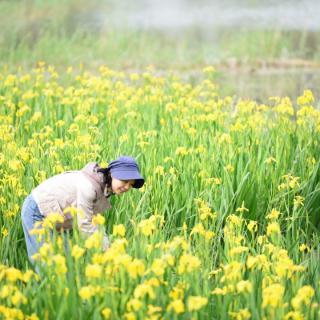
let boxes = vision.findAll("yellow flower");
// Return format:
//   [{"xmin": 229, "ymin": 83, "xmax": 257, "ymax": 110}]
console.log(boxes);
[
  {"xmin": 236, "ymin": 280, "xmax": 252, "ymax": 294},
  {"xmin": 278, "ymin": 183, "xmax": 287, "ymax": 191},
  {"xmin": 92, "ymin": 214, "xmax": 105, "ymax": 226},
  {"xmin": 52, "ymin": 254, "xmax": 67, "ymax": 274},
  {"xmin": 134, "ymin": 283, "xmax": 155, "ymax": 299},
  {"xmin": 11, "ymin": 290, "xmax": 27, "ymax": 306},
  {"xmin": 266, "ymin": 222, "xmax": 281, "ymax": 236},
  {"xmin": 291, "ymin": 286, "xmax": 315, "ymax": 310},
  {"xmin": 187, "ymin": 296, "xmax": 208, "ymax": 312},
  {"xmin": 127, "ymin": 298, "xmax": 143, "ymax": 312},
  {"xmin": 236, "ymin": 201, "xmax": 249, "ymax": 213},
  {"xmin": 163, "ymin": 254, "xmax": 175, "ymax": 266},
  {"xmin": 228, "ymin": 309, "xmax": 251, "ymax": 320},
  {"xmin": 167, "ymin": 299, "xmax": 185, "ymax": 314},
  {"xmin": 190, "ymin": 223, "xmax": 205, "ymax": 236},
  {"xmin": 202, "ymin": 66, "xmax": 215, "ymax": 73},
  {"xmin": 221, "ymin": 261, "xmax": 243, "ymax": 282},
  {"xmin": 262, "ymin": 283, "xmax": 284, "ymax": 308},
  {"xmin": 42, "ymin": 213, "xmax": 64, "ymax": 229},
  {"xmin": 85, "ymin": 264, "xmax": 102, "ymax": 279},
  {"xmin": 246, "ymin": 254, "xmax": 268, "ymax": 271},
  {"xmin": 138, "ymin": 217, "xmax": 156, "ymax": 236},
  {"xmin": 66, "ymin": 66, "xmax": 73, "ymax": 74},
  {"xmin": 39, "ymin": 243, "xmax": 52, "ymax": 258},
  {"xmin": 294, "ymin": 196, "xmax": 304, "ymax": 207},
  {"xmin": 22, "ymin": 270, "xmax": 38, "ymax": 283},
  {"xmin": 147, "ymin": 305, "xmax": 162, "ymax": 316},
  {"xmin": 299, "ymin": 244, "xmax": 311, "ymax": 253},
  {"xmin": 211, "ymin": 287, "xmax": 228, "ymax": 295},
  {"xmin": 154, "ymin": 165, "xmax": 165, "ymax": 175},
  {"xmin": 30, "ymin": 111, "xmax": 42, "ymax": 123},
  {"xmin": 113, "ymin": 224, "xmax": 126, "ymax": 237},
  {"xmin": 283, "ymin": 311, "xmax": 304, "ymax": 320},
  {"xmin": 0, "ymin": 305, "xmax": 24, "ymax": 319},
  {"xmin": 165, "ymin": 103, "xmax": 177, "ymax": 112},
  {"xmin": 282, "ymin": 174, "xmax": 300, "ymax": 189},
  {"xmin": 79, "ymin": 286, "xmax": 95, "ymax": 300},
  {"xmin": 8, "ymin": 160, "xmax": 23, "ymax": 171},
  {"xmin": 56, "ymin": 120, "xmax": 65, "ymax": 127},
  {"xmin": 0, "ymin": 285, "xmax": 12, "ymax": 299},
  {"xmin": 198, "ymin": 204, "xmax": 216, "ymax": 221},
  {"xmin": 205, "ymin": 230, "xmax": 215, "ymax": 240},
  {"xmin": 195, "ymin": 145, "xmax": 206, "ymax": 154},
  {"xmin": 273, "ymin": 97, "xmax": 294, "ymax": 116},
  {"xmin": 85, "ymin": 232, "xmax": 103, "ymax": 249},
  {"xmin": 71, "ymin": 245, "xmax": 85, "ymax": 259},
  {"xmin": 230, "ymin": 246, "xmax": 249, "ymax": 256},
  {"xmin": 227, "ymin": 214, "xmax": 243, "ymax": 226},
  {"xmin": 225, "ymin": 164, "xmax": 234, "ymax": 173},
  {"xmin": 124, "ymin": 312, "xmax": 136, "ymax": 320},
  {"xmin": 101, "ymin": 308, "xmax": 112, "ymax": 319},
  {"xmin": 247, "ymin": 220, "xmax": 258, "ymax": 233},
  {"xmin": 119, "ymin": 134, "xmax": 129, "ymax": 143},
  {"xmin": 297, "ymin": 89, "xmax": 314, "ymax": 106},
  {"xmin": 126, "ymin": 259, "xmax": 145, "ymax": 279},
  {"xmin": 130, "ymin": 73, "xmax": 140, "ymax": 81},
  {"xmin": 145, "ymin": 278, "xmax": 161, "ymax": 288},
  {"xmin": 151, "ymin": 258, "xmax": 166, "ymax": 276},
  {"xmin": 218, "ymin": 133, "xmax": 232, "ymax": 144},
  {"xmin": 178, "ymin": 254, "xmax": 201, "ymax": 274},
  {"xmin": 208, "ymin": 268, "xmax": 222, "ymax": 278},
  {"xmin": 169, "ymin": 286, "xmax": 184, "ymax": 300},
  {"xmin": 198, "ymin": 170, "xmax": 208, "ymax": 178},
  {"xmin": 266, "ymin": 208, "xmax": 281, "ymax": 220},
  {"xmin": 187, "ymin": 127, "xmax": 197, "ymax": 136},
  {"xmin": 265, "ymin": 156, "xmax": 277, "ymax": 164},
  {"xmin": 175, "ymin": 146, "xmax": 188, "ymax": 156},
  {"xmin": 5, "ymin": 267, "xmax": 22, "ymax": 282}
]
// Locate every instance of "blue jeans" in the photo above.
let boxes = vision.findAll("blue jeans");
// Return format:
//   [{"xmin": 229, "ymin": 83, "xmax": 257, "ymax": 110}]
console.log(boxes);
[
  {"xmin": 21, "ymin": 194, "xmax": 45, "ymax": 266},
  {"xmin": 21, "ymin": 194, "xmax": 70, "ymax": 268}
]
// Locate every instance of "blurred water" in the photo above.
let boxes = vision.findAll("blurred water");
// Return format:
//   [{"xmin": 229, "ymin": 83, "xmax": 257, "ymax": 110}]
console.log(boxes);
[
  {"xmin": 20, "ymin": 0, "xmax": 320, "ymax": 100},
  {"xmin": 93, "ymin": 0, "xmax": 320, "ymax": 101},
  {"xmin": 97, "ymin": 0, "xmax": 320, "ymax": 32}
]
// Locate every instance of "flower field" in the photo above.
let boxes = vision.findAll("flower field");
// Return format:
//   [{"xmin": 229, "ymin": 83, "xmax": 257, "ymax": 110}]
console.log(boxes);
[{"xmin": 0, "ymin": 64, "xmax": 320, "ymax": 319}]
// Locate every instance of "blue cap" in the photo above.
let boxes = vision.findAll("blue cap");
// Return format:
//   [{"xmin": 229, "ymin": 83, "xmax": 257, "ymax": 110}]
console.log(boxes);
[{"xmin": 108, "ymin": 156, "xmax": 144, "ymax": 189}]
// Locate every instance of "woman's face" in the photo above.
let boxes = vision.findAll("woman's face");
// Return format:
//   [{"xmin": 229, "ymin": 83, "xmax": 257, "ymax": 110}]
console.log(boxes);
[{"xmin": 111, "ymin": 176, "xmax": 135, "ymax": 195}]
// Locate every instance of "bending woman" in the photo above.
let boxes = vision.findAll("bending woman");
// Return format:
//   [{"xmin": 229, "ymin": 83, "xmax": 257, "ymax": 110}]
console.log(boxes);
[{"xmin": 21, "ymin": 156, "xmax": 144, "ymax": 265}]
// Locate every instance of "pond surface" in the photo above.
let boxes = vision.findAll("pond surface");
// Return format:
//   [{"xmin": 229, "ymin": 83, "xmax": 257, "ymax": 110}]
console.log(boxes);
[
  {"xmin": 97, "ymin": 0, "xmax": 320, "ymax": 32},
  {"xmin": 20, "ymin": 0, "xmax": 319, "ymax": 102},
  {"xmin": 92, "ymin": 0, "xmax": 320, "ymax": 102}
]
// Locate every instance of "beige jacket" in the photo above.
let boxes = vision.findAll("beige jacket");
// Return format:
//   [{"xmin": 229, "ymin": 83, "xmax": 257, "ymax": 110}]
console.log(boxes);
[{"xmin": 31, "ymin": 162, "xmax": 111, "ymax": 250}]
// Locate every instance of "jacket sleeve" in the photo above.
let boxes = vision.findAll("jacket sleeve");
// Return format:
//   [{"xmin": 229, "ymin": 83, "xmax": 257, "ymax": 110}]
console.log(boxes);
[{"xmin": 76, "ymin": 181, "xmax": 109, "ymax": 250}]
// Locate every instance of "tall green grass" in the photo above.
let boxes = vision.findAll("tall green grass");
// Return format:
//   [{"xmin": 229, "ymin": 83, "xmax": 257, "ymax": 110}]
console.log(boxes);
[{"xmin": 0, "ymin": 66, "xmax": 319, "ymax": 319}]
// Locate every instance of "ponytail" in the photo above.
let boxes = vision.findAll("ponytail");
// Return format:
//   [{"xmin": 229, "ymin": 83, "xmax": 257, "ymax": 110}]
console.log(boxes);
[{"xmin": 97, "ymin": 167, "xmax": 112, "ymax": 188}]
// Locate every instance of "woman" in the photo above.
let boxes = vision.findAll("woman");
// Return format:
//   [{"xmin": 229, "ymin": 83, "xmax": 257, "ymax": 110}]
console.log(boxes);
[{"xmin": 21, "ymin": 156, "xmax": 144, "ymax": 265}]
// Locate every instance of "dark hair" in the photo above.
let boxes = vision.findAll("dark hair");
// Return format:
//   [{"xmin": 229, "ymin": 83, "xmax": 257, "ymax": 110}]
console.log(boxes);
[{"xmin": 97, "ymin": 167, "xmax": 112, "ymax": 188}]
